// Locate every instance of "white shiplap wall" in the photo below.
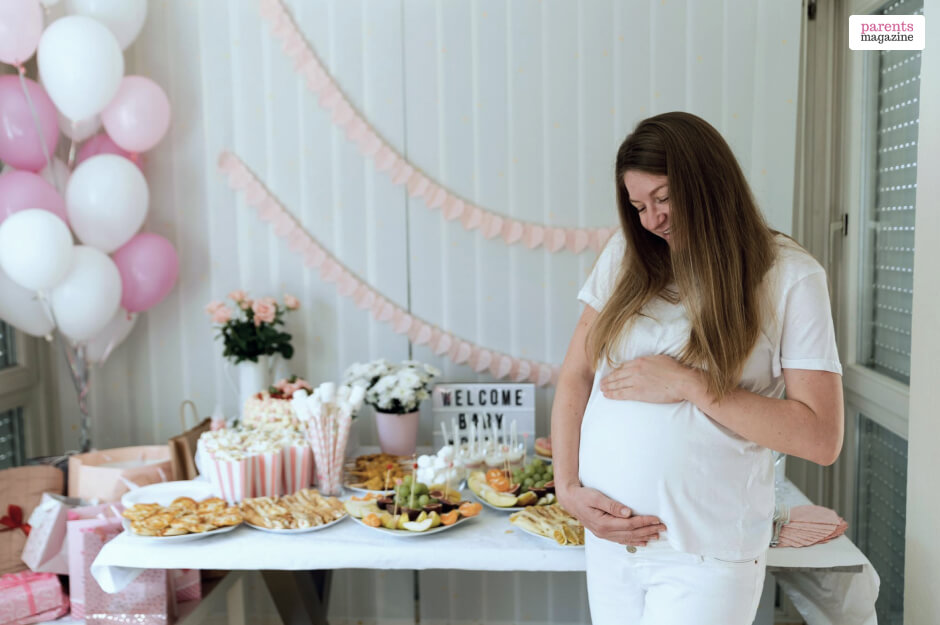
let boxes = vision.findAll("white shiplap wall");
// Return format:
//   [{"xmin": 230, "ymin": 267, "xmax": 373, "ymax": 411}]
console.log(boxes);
[{"xmin": 51, "ymin": 0, "xmax": 802, "ymax": 622}]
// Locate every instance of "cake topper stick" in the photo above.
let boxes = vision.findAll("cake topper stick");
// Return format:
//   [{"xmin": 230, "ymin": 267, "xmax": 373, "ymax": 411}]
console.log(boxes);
[
  {"xmin": 384, "ymin": 464, "xmax": 393, "ymax": 493},
  {"xmin": 441, "ymin": 421, "xmax": 449, "ymax": 448},
  {"xmin": 523, "ymin": 432, "xmax": 529, "ymax": 469},
  {"xmin": 444, "ymin": 460, "xmax": 453, "ymax": 502},
  {"xmin": 410, "ymin": 455, "xmax": 418, "ymax": 510}
]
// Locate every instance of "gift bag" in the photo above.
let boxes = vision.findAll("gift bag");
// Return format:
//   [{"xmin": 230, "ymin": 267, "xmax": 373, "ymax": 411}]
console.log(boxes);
[
  {"xmin": 84, "ymin": 568, "xmax": 172, "ymax": 625},
  {"xmin": 0, "ymin": 466, "xmax": 64, "ymax": 575},
  {"xmin": 169, "ymin": 401, "xmax": 211, "ymax": 482},
  {"xmin": 20, "ymin": 494, "xmax": 84, "ymax": 575},
  {"xmin": 67, "ymin": 446, "xmax": 172, "ymax": 502},
  {"xmin": 0, "ymin": 571, "xmax": 69, "ymax": 625},
  {"xmin": 67, "ymin": 515, "xmax": 123, "ymax": 618}
]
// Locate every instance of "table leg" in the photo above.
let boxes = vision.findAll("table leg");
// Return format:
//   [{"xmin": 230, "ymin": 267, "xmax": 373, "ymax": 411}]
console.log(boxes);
[
  {"xmin": 752, "ymin": 571, "xmax": 776, "ymax": 625},
  {"xmin": 260, "ymin": 570, "xmax": 333, "ymax": 625}
]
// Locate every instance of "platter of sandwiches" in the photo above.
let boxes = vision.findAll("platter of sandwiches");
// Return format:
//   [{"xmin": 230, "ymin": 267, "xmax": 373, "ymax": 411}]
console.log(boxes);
[
  {"xmin": 509, "ymin": 504, "xmax": 584, "ymax": 547},
  {"xmin": 240, "ymin": 488, "xmax": 347, "ymax": 533}
]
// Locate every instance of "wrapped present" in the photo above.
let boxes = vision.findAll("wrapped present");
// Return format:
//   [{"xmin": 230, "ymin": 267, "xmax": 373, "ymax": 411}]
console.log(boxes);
[
  {"xmin": 0, "ymin": 466, "xmax": 64, "ymax": 575},
  {"xmin": 172, "ymin": 569, "xmax": 201, "ymax": 603},
  {"xmin": 84, "ymin": 568, "xmax": 172, "ymax": 625},
  {"xmin": 20, "ymin": 494, "xmax": 84, "ymax": 575},
  {"xmin": 0, "ymin": 571, "xmax": 69, "ymax": 625},
  {"xmin": 68, "ymin": 446, "xmax": 172, "ymax": 502}
]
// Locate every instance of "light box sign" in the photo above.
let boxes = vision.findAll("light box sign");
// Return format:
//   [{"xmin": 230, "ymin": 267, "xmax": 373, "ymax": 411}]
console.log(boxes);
[{"xmin": 431, "ymin": 383, "xmax": 535, "ymax": 448}]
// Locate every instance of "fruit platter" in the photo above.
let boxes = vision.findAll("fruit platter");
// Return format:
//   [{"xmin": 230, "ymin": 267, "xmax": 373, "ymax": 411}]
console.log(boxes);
[
  {"xmin": 344, "ymin": 475, "xmax": 482, "ymax": 536},
  {"xmin": 467, "ymin": 458, "xmax": 556, "ymax": 511}
]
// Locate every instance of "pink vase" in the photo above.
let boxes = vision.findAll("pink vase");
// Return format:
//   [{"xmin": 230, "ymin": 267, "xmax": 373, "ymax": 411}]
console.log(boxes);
[{"xmin": 374, "ymin": 410, "xmax": 420, "ymax": 456}]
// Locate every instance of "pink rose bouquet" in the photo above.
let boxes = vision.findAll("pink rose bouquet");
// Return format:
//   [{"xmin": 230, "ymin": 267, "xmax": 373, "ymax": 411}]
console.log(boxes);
[{"xmin": 206, "ymin": 292, "xmax": 300, "ymax": 364}]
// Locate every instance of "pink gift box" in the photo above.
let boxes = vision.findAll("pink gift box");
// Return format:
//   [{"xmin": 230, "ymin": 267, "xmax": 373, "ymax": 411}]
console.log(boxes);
[{"xmin": 0, "ymin": 571, "xmax": 69, "ymax": 625}]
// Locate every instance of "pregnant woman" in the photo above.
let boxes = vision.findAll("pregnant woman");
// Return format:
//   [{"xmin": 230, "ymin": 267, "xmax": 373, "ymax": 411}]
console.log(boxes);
[{"xmin": 551, "ymin": 112, "xmax": 844, "ymax": 624}]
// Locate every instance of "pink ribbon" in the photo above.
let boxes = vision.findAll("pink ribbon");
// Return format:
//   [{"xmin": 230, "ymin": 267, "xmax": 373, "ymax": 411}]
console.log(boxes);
[{"xmin": 0, "ymin": 571, "xmax": 55, "ymax": 614}]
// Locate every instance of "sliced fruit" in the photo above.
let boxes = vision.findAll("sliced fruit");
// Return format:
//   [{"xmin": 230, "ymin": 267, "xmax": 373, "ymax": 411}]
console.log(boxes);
[
  {"xmin": 516, "ymin": 491, "xmax": 538, "ymax": 507},
  {"xmin": 415, "ymin": 511, "xmax": 428, "ymax": 523},
  {"xmin": 380, "ymin": 513, "xmax": 399, "ymax": 530},
  {"xmin": 396, "ymin": 513, "xmax": 410, "ymax": 530},
  {"xmin": 402, "ymin": 518, "xmax": 434, "ymax": 532},
  {"xmin": 428, "ymin": 511, "xmax": 442, "ymax": 528},
  {"xmin": 467, "ymin": 472, "xmax": 486, "ymax": 495},
  {"xmin": 344, "ymin": 500, "xmax": 381, "ymax": 518},
  {"xmin": 440, "ymin": 510, "xmax": 459, "ymax": 525},
  {"xmin": 363, "ymin": 513, "xmax": 381, "ymax": 527},
  {"xmin": 458, "ymin": 501, "xmax": 483, "ymax": 517},
  {"xmin": 483, "ymin": 489, "xmax": 518, "ymax": 508}
]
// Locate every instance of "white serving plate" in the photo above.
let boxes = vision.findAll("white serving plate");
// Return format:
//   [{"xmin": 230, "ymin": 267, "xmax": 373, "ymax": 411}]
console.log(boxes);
[
  {"xmin": 511, "ymin": 522, "xmax": 584, "ymax": 548},
  {"xmin": 122, "ymin": 518, "xmax": 240, "ymax": 543},
  {"xmin": 349, "ymin": 513, "xmax": 477, "ymax": 537},
  {"xmin": 245, "ymin": 514, "xmax": 347, "ymax": 534},
  {"xmin": 468, "ymin": 489, "xmax": 527, "ymax": 513},
  {"xmin": 121, "ymin": 480, "xmax": 218, "ymax": 509},
  {"xmin": 342, "ymin": 483, "xmax": 395, "ymax": 496}
]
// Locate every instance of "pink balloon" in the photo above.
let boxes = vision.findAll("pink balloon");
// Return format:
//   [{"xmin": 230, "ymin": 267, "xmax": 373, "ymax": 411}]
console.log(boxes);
[
  {"xmin": 0, "ymin": 0, "xmax": 43, "ymax": 66},
  {"xmin": 101, "ymin": 76, "xmax": 171, "ymax": 153},
  {"xmin": 112, "ymin": 233, "xmax": 179, "ymax": 313},
  {"xmin": 75, "ymin": 133, "xmax": 143, "ymax": 170},
  {"xmin": 0, "ymin": 75, "xmax": 59, "ymax": 171},
  {"xmin": 0, "ymin": 171, "xmax": 67, "ymax": 226}
]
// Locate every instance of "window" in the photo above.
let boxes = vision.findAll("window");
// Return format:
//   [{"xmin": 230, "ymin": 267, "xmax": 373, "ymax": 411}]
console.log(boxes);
[{"xmin": 857, "ymin": 0, "xmax": 922, "ymax": 384}]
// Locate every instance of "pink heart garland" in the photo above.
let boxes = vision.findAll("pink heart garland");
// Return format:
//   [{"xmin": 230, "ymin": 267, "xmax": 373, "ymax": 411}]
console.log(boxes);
[
  {"xmin": 318, "ymin": 85, "xmax": 342, "ymax": 110},
  {"xmin": 491, "ymin": 355, "xmax": 513, "ymax": 379},
  {"xmin": 428, "ymin": 187, "xmax": 448, "ymax": 209},
  {"xmin": 303, "ymin": 246, "xmax": 326, "ymax": 269},
  {"xmin": 332, "ymin": 100, "xmax": 354, "ymax": 125},
  {"xmin": 377, "ymin": 301, "xmax": 396, "ymax": 322},
  {"xmin": 319, "ymin": 259, "xmax": 341, "ymax": 282},
  {"xmin": 514, "ymin": 360, "xmax": 532, "ymax": 382},
  {"xmin": 345, "ymin": 118, "xmax": 368, "ymax": 142},
  {"xmin": 453, "ymin": 341, "xmax": 472, "ymax": 365},
  {"xmin": 482, "ymin": 215, "xmax": 503, "ymax": 239},
  {"xmin": 245, "ymin": 181, "xmax": 266, "ymax": 206},
  {"xmin": 546, "ymin": 227, "xmax": 567, "ymax": 253},
  {"xmin": 337, "ymin": 272, "xmax": 359, "ymax": 297},
  {"xmin": 442, "ymin": 197, "xmax": 465, "ymax": 221},
  {"xmin": 258, "ymin": 0, "xmax": 280, "ymax": 20},
  {"xmin": 566, "ymin": 228, "xmax": 590, "ymax": 253},
  {"xmin": 369, "ymin": 297, "xmax": 387, "ymax": 321},
  {"xmin": 502, "ymin": 220, "xmax": 524, "ymax": 244},
  {"xmin": 393, "ymin": 312, "xmax": 413, "ymax": 335},
  {"xmin": 258, "ymin": 198, "xmax": 281, "ymax": 222},
  {"xmin": 358, "ymin": 131, "xmax": 382, "ymax": 157},
  {"xmin": 523, "ymin": 224, "xmax": 545, "ymax": 249},
  {"xmin": 353, "ymin": 285, "xmax": 375, "ymax": 309},
  {"xmin": 535, "ymin": 364, "xmax": 553, "ymax": 387},
  {"xmin": 287, "ymin": 229, "xmax": 307, "ymax": 252},
  {"xmin": 391, "ymin": 163, "xmax": 415, "ymax": 186},
  {"xmin": 433, "ymin": 332, "xmax": 453, "ymax": 356},
  {"xmin": 303, "ymin": 64, "xmax": 330, "ymax": 92},
  {"xmin": 461, "ymin": 206, "xmax": 483, "ymax": 230},
  {"xmin": 413, "ymin": 323, "xmax": 433, "ymax": 345},
  {"xmin": 472, "ymin": 349, "xmax": 492, "ymax": 373},
  {"xmin": 217, "ymin": 151, "xmax": 236, "ymax": 172},
  {"xmin": 273, "ymin": 213, "xmax": 296, "ymax": 237},
  {"xmin": 408, "ymin": 175, "xmax": 430, "ymax": 198},
  {"xmin": 375, "ymin": 148, "xmax": 398, "ymax": 172}
]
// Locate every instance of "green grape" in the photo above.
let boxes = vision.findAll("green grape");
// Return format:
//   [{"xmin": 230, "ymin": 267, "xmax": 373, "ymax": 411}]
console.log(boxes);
[
  {"xmin": 535, "ymin": 480, "xmax": 545, "ymax": 488},
  {"xmin": 415, "ymin": 483, "xmax": 429, "ymax": 496},
  {"xmin": 418, "ymin": 494, "xmax": 430, "ymax": 506},
  {"xmin": 532, "ymin": 459, "xmax": 544, "ymax": 468},
  {"xmin": 523, "ymin": 478, "xmax": 534, "ymax": 488},
  {"xmin": 403, "ymin": 475, "xmax": 413, "ymax": 484}
]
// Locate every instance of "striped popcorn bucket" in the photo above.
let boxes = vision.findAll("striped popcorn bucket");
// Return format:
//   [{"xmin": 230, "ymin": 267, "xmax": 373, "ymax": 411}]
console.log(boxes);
[
  {"xmin": 282, "ymin": 444, "xmax": 314, "ymax": 494},
  {"xmin": 207, "ymin": 454, "xmax": 253, "ymax": 504},
  {"xmin": 251, "ymin": 449, "xmax": 285, "ymax": 498}
]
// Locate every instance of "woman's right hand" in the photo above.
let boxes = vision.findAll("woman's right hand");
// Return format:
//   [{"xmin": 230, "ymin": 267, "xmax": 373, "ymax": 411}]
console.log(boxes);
[{"xmin": 558, "ymin": 485, "xmax": 666, "ymax": 547}]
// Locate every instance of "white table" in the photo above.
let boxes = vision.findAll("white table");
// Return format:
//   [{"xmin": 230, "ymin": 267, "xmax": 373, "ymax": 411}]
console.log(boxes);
[{"xmin": 91, "ymin": 480, "xmax": 878, "ymax": 625}]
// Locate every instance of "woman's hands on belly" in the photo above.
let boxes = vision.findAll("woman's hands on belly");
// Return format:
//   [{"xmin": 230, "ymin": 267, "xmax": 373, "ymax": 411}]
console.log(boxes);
[
  {"xmin": 599, "ymin": 355, "xmax": 695, "ymax": 403},
  {"xmin": 558, "ymin": 485, "xmax": 666, "ymax": 547}
]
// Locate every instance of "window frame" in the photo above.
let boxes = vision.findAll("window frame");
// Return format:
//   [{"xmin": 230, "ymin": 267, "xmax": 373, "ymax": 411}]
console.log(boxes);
[{"xmin": 0, "ymin": 326, "xmax": 59, "ymax": 459}]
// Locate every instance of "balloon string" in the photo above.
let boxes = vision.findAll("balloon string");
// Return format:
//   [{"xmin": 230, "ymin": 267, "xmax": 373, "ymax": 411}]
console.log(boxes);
[{"xmin": 15, "ymin": 68, "xmax": 65, "ymax": 194}]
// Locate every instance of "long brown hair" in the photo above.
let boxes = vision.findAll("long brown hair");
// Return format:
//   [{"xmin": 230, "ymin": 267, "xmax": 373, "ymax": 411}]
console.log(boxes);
[{"xmin": 587, "ymin": 112, "xmax": 777, "ymax": 400}]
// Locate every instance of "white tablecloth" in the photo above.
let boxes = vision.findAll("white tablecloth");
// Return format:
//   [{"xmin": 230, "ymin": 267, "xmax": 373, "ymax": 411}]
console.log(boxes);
[{"xmin": 91, "ymin": 481, "xmax": 879, "ymax": 624}]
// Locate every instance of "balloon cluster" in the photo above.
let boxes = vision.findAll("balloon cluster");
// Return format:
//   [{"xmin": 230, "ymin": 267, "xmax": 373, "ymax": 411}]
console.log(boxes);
[{"xmin": 0, "ymin": 0, "xmax": 177, "ymax": 367}]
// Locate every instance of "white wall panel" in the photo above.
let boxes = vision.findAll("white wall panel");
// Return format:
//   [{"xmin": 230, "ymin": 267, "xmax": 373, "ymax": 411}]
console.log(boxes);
[{"xmin": 49, "ymin": 1, "xmax": 803, "ymax": 622}]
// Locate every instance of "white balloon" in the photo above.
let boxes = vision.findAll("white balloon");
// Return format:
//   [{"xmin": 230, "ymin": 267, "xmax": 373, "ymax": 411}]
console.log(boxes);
[
  {"xmin": 58, "ymin": 111, "xmax": 100, "ymax": 142},
  {"xmin": 37, "ymin": 15, "xmax": 124, "ymax": 121},
  {"xmin": 50, "ymin": 246, "xmax": 121, "ymax": 342},
  {"xmin": 64, "ymin": 0, "xmax": 146, "ymax": 50},
  {"xmin": 0, "ymin": 209, "xmax": 74, "ymax": 291},
  {"xmin": 86, "ymin": 307, "xmax": 136, "ymax": 364},
  {"xmin": 66, "ymin": 154, "xmax": 148, "ymax": 253},
  {"xmin": 0, "ymin": 267, "xmax": 55, "ymax": 337}
]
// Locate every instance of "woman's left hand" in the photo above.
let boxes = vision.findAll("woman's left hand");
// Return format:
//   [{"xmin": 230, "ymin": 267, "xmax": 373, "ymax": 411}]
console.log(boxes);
[{"xmin": 600, "ymin": 355, "xmax": 699, "ymax": 404}]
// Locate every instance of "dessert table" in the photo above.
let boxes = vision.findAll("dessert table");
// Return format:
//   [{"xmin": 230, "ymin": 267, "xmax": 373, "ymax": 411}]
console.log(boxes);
[{"xmin": 91, "ymin": 480, "xmax": 878, "ymax": 625}]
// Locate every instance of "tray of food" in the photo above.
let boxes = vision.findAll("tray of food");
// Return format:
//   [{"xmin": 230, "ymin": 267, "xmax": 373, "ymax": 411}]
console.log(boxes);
[
  {"xmin": 343, "ymin": 453, "xmax": 410, "ymax": 493},
  {"xmin": 534, "ymin": 437, "xmax": 553, "ymax": 462},
  {"xmin": 240, "ymin": 488, "xmax": 347, "ymax": 534},
  {"xmin": 122, "ymin": 496, "xmax": 243, "ymax": 541},
  {"xmin": 509, "ymin": 504, "xmax": 584, "ymax": 547},
  {"xmin": 467, "ymin": 459, "xmax": 556, "ymax": 511},
  {"xmin": 344, "ymin": 476, "xmax": 481, "ymax": 536}
]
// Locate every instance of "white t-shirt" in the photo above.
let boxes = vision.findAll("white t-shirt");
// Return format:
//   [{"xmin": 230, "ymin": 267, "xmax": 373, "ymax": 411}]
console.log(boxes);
[{"xmin": 577, "ymin": 231, "xmax": 841, "ymax": 560}]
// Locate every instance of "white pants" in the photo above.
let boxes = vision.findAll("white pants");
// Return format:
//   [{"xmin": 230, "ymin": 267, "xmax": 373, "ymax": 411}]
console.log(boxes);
[{"xmin": 585, "ymin": 532, "xmax": 766, "ymax": 625}]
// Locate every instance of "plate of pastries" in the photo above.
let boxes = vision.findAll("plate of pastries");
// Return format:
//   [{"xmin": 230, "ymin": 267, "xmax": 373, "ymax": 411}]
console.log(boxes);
[
  {"xmin": 343, "ymin": 453, "xmax": 409, "ymax": 493},
  {"xmin": 122, "ymin": 496, "xmax": 243, "ymax": 541},
  {"xmin": 240, "ymin": 489, "xmax": 347, "ymax": 534},
  {"xmin": 509, "ymin": 504, "xmax": 584, "ymax": 547}
]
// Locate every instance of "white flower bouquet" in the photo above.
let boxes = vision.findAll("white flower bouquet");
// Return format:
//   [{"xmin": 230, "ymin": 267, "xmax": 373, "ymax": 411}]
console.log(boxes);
[{"xmin": 343, "ymin": 359, "xmax": 441, "ymax": 414}]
